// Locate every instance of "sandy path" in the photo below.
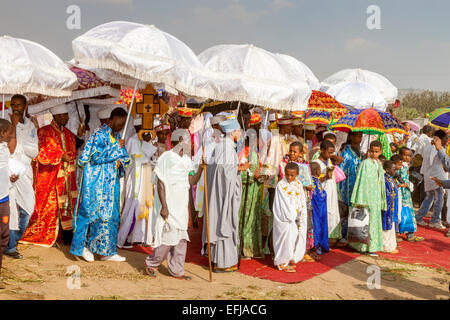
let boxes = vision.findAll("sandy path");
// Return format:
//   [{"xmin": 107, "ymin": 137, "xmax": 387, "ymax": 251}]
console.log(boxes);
[{"xmin": 0, "ymin": 242, "xmax": 448, "ymax": 300}]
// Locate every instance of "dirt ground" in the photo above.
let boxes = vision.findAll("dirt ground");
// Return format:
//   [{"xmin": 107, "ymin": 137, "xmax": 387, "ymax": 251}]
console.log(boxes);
[{"xmin": 0, "ymin": 242, "xmax": 448, "ymax": 300}]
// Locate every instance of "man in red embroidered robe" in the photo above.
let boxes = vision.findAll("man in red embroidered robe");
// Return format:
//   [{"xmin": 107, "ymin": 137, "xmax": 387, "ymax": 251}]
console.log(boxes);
[{"xmin": 22, "ymin": 104, "xmax": 84, "ymax": 247}]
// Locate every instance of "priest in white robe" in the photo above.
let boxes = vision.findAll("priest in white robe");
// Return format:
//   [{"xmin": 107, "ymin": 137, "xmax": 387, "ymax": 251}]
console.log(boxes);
[{"xmin": 118, "ymin": 117, "xmax": 157, "ymax": 248}]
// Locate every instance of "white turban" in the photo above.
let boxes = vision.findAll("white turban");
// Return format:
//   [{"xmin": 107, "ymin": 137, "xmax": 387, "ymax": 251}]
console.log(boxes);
[{"xmin": 97, "ymin": 106, "xmax": 113, "ymax": 120}]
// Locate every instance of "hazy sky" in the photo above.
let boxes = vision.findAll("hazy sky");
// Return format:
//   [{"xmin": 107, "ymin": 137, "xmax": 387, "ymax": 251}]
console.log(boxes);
[{"xmin": 1, "ymin": 0, "xmax": 449, "ymax": 90}]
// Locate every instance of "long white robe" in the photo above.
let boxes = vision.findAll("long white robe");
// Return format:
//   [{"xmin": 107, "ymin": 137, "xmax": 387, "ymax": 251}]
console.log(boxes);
[
  {"xmin": 313, "ymin": 159, "xmax": 340, "ymax": 236},
  {"xmin": 118, "ymin": 134, "xmax": 157, "ymax": 246},
  {"xmin": 273, "ymin": 178, "xmax": 307, "ymax": 267},
  {"xmin": 8, "ymin": 118, "xmax": 38, "ymax": 230},
  {"xmin": 151, "ymin": 150, "xmax": 195, "ymax": 248}
]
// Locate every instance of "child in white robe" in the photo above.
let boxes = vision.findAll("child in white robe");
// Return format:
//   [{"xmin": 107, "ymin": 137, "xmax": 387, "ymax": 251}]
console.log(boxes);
[{"xmin": 273, "ymin": 162, "xmax": 308, "ymax": 273}]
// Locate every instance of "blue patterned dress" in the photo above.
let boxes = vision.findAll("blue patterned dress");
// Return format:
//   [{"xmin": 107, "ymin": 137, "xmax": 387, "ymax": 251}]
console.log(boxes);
[
  {"xmin": 311, "ymin": 176, "xmax": 329, "ymax": 252},
  {"xmin": 383, "ymin": 174, "xmax": 398, "ymax": 231},
  {"xmin": 338, "ymin": 144, "xmax": 363, "ymax": 206},
  {"xmin": 70, "ymin": 124, "xmax": 131, "ymax": 257}
]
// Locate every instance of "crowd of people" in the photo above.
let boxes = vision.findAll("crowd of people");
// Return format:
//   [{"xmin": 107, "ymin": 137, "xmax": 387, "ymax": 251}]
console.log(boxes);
[{"xmin": 0, "ymin": 95, "xmax": 449, "ymax": 288}]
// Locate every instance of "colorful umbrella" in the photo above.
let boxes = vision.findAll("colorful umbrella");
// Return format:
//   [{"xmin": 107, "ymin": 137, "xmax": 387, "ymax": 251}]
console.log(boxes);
[
  {"xmin": 330, "ymin": 108, "xmax": 407, "ymax": 135},
  {"xmin": 291, "ymin": 91, "xmax": 348, "ymax": 125},
  {"xmin": 404, "ymin": 120, "xmax": 420, "ymax": 132},
  {"xmin": 307, "ymin": 90, "xmax": 347, "ymax": 115},
  {"xmin": 28, "ymin": 66, "xmax": 121, "ymax": 115},
  {"xmin": 115, "ymin": 88, "xmax": 143, "ymax": 105},
  {"xmin": 428, "ymin": 107, "xmax": 450, "ymax": 130},
  {"xmin": 304, "ymin": 110, "xmax": 336, "ymax": 125}
]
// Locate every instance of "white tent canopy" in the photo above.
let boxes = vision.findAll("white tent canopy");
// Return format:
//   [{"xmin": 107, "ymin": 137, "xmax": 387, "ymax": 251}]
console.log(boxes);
[{"xmin": 321, "ymin": 68, "xmax": 398, "ymax": 104}]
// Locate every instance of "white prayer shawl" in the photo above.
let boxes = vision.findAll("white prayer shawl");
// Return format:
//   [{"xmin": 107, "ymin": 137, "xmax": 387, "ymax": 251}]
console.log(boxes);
[
  {"xmin": 273, "ymin": 178, "xmax": 307, "ymax": 267},
  {"xmin": 8, "ymin": 118, "xmax": 38, "ymax": 230},
  {"xmin": 151, "ymin": 150, "xmax": 195, "ymax": 248},
  {"xmin": 118, "ymin": 134, "xmax": 157, "ymax": 246},
  {"xmin": 313, "ymin": 159, "xmax": 340, "ymax": 236}
]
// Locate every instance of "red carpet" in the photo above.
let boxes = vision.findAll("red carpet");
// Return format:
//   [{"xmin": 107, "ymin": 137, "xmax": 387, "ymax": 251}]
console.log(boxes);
[
  {"xmin": 378, "ymin": 217, "xmax": 450, "ymax": 270},
  {"xmin": 128, "ymin": 219, "xmax": 359, "ymax": 284},
  {"xmin": 128, "ymin": 217, "xmax": 449, "ymax": 284}
]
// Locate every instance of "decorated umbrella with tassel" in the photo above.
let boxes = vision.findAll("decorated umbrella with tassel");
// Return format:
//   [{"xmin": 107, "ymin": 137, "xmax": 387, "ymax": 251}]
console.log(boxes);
[
  {"xmin": 330, "ymin": 107, "xmax": 407, "ymax": 135},
  {"xmin": 291, "ymin": 90, "xmax": 348, "ymax": 125}
]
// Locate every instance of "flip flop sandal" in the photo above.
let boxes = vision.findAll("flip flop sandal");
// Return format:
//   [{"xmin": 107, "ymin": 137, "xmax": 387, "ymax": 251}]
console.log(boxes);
[
  {"xmin": 407, "ymin": 236, "xmax": 424, "ymax": 242},
  {"xmin": 278, "ymin": 265, "xmax": 296, "ymax": 273},
  {"xmin": 173, "ymin": 275, "xmax": 192, "ymax": 281},
  {"xmin": 145, "ymin": 265, "xmax": 158, "ymax": 277},
  {"xmin": 213, "ymin": 266, "xmax": 239, "ymax": 273},
  {"xmin": 301, "ymin": 254, "xmax": 315, "ymax": 262}
]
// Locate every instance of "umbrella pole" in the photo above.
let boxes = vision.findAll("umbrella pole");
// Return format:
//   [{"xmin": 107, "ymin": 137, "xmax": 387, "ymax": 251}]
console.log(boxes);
[
  {"xmin": 202, "ymin": 144, "xmax": 213, "ymax": 282},
  {"xmin": 122, "ymin": 80, "xmax": 139, "ymax": 140},
  {"xmin": 2, "ymin": 94, "xmax": 4, "ymax": 119}
]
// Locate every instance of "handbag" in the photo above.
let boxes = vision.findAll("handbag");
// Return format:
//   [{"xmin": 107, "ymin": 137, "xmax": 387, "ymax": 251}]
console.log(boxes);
[
  {"xmin": 334, "ymin": 165, "xmax": 346, "ymax": 183},
  {"xmin": 347, "ymin": 206, "xmax": 370, "ymax": 244}
]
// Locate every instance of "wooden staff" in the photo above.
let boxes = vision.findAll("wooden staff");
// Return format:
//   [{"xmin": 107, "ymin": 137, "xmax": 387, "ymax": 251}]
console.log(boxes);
[{"xmin": 202, "ymin": 144, "xmax": 213, "ymax": 282}]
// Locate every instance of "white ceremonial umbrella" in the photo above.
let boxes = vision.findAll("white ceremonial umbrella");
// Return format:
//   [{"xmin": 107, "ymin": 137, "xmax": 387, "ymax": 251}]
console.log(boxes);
[
  {"xmin": 72, "ymin": 20, "xmax": 217, "ymax": 137},
  {"xmin": 277, "ymin": 54, "xmax": 320, "ymax": 91},
  {"xmin": 325, "ymin": 80, "xmax": 387, "ymax": 110},
  {"xmin": 0, "ymin": 35, "xmax": 77, "ymax": 118},
  {"xmin": 198, "ymin": 44, "xmax": 314, "ymax": 112},
  {"xmin": 320, "ymin": 68, "xmax": 398, "ymax": 104}
]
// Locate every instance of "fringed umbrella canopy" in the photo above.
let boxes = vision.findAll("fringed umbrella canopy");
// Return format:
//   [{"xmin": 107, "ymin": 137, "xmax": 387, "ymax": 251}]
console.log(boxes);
[{"xmin": 330, "ymin": 108, "xmax": 407, "ymax": 135}]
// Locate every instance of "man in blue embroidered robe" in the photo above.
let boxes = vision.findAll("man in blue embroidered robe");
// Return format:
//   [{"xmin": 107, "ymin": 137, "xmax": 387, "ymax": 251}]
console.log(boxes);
[{"xmin": 70, "ymin": 108, "xmax": 131, "ymax": 262}]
